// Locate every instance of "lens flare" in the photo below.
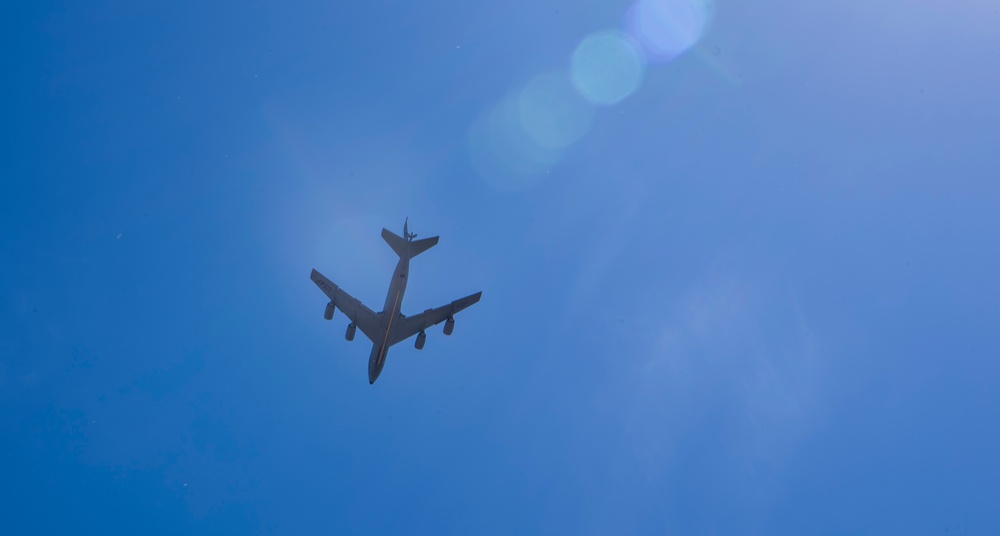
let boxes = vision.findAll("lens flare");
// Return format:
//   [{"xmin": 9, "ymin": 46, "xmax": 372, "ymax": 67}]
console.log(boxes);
[
  {"xmin": 518, "ymin": 70, "xmax": 595, "ymax": 149},
  {"xmin": 625, "ymin": 0, "xmax": 714, "ymax": 63},
  {"xmin": 571, "ymin": 31, "xmax": 646, "ymax": 105},
  {"xmin": 468, "ymin": 95, "xmax": 564, "ymax": 191}
]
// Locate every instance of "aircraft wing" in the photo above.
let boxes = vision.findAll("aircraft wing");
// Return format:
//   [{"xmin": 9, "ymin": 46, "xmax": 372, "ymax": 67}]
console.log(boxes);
[
  {"xmin": 389, "ymin": 291, "xmax": 482, "ymax": 346},
  {"xmin": 310, "ymin": 269, "xmax": 382, "ymax": 342}
]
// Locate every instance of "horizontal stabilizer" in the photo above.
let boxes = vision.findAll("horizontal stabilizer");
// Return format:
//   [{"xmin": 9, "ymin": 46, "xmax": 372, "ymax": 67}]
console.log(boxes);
[
  {"xmin": 381, "ymin": 228, "xmax": 408, "ymax": 257},
  {"xmin": 409, "ymin": 236, "xmax": 439, "ymax": 258},
  {"xmin": 381, "ymin": 228, "xmax": 439, "ymax": 259}
]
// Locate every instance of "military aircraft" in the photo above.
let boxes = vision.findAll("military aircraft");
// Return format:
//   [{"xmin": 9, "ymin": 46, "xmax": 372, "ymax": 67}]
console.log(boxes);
[{"xmin": 311, "ymin": 220, "xmax": 482, "ymax": 384}]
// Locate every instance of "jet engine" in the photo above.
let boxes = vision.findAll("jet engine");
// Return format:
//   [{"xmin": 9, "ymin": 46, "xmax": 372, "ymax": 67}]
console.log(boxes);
[
  {"xmin": 346, "ymin": 323, "xmax": 356, "ymax": 341},
  {"xmin": 415, "ymin": 330, "xmax": 426, "ymax": 350},
  {"xmin": 324, "ymin": 302, "xmax": 335, "ymax": 320},
  {"xmin": 443, "ymin": 317, "xmax": 455, "ymax": 336}
]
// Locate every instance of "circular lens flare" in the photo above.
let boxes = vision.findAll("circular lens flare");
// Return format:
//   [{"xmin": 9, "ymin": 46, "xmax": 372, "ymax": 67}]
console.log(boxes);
[
  {"xmin": 468, "ymin": 95, "xmax": 564, "ymax": 191},
  {"xmin": 571, "ymin": 31, "xmax": 646, "ymax": 105},
  {"xmin": 626, "ymin": 0, "xmax": 714, "ymax": 63},
  {"xmin": 518, "ymin": 70, "xmax": 595, "ymax": 149}
]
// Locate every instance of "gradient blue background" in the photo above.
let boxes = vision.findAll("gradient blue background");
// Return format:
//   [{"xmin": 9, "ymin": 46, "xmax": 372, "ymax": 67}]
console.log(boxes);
[{"xmin": 2, "ymin": 1, "xmax": 999, "ymax": 533}]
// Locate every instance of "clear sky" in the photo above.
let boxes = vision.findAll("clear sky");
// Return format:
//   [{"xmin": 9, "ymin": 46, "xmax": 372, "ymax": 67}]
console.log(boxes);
[{"xmin": 2, "ymin": 0, "xmax": 999, "ymax": 533}]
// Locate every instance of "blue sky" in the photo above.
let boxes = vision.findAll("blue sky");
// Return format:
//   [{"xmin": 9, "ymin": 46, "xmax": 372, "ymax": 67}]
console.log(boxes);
[{"xmin": 2, "ymin": 0, "xmax": 999, "ymax": 533}]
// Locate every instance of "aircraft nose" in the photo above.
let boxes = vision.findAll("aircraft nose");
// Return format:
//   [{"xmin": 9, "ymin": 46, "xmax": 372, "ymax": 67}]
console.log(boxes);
[{"xmin": 368, "ymin": 346, "xmax": 385, "ymax": 384}]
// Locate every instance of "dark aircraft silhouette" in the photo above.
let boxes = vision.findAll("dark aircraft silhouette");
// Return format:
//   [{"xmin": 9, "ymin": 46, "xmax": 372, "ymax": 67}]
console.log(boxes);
[{"xmin": 311, "ymin": 220, "xmax": 482, "ymax": 384}]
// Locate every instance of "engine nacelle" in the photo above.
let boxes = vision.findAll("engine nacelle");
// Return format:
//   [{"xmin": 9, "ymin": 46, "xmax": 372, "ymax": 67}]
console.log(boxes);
[
  {"xmin": 324, "ymin": 302, "xmax": 335, "ymax": 320},
  {"xmin": 443, "ymin": 317, "xmax": 455, "ymax": 336},
  {"xmin": 415, "ymin": 330, "xmax": 426, "ymax": 350},
  {"xmin": 345, "ymin": 323, "xmax": 356, "ymax": 341}
]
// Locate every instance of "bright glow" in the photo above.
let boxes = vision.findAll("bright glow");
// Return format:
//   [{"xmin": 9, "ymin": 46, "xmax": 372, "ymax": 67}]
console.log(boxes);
[
  {"xmin": 517, "ymin": 70, "xmax": 594, "ymax": 149},
  {"xmin": 625, "ymin": 0, "xmax": 713, "ymax": 63},
  {"xmin": 571, "ymin": 31, "xmax": 645, "ymax": 105}
]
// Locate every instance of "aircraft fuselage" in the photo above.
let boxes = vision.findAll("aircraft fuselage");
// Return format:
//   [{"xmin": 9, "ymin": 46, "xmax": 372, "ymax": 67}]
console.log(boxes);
[{"xmin": 368, "ymin": 255, "xmax": 410, "ymax": 383}]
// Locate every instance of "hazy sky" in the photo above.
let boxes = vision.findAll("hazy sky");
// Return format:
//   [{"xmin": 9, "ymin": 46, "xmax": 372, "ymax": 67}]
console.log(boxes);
[{"xmin": 2, "ymin": 0, "xmax": 999, "ymax": 533}]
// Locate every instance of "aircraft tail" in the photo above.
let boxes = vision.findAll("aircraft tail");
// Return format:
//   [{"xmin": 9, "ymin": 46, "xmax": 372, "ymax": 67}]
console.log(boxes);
[
  {"xmin": 409, "ymin": 236, "xmax": 439, "ymax": 257},
  {"xmin": 381, "ymin": 227, "xmax": 439, "ymax": 259}
]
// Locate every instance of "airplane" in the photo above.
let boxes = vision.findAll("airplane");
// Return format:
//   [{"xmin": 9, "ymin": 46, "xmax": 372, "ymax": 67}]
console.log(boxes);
[{"xmin": 310, "ymin": 219, "xmax": 482, "ymax": 384}]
